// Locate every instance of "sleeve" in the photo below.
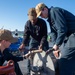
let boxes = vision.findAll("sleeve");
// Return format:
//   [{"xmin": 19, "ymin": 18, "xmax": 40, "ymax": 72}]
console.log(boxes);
[
  {"xmin": 3, "ymin": 49, "xmax": 23, "ymax": 62},
  {"xmin": 50, "ymin": 26, "xmax": 57, "ymax": 45},
  {"xmin": 51, "ymin": 8, "xmax": 68, "ymax": 46},
  {"xmin": 40, "ymin": 20, "xmax": 48, "ymax": 46},
  {"xmin": 22, "ymin": 21, "xmax": 30, "ymax": 45}
]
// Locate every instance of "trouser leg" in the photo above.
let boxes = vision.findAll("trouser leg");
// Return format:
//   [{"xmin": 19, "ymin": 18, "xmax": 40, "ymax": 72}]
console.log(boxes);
[
  {"xmin": 14, "ymin": 63, "xmax": 23, "ymax": 75},
  {"xmin": 27, "ymin": 59, "xmax": 31, "ymax": 75},
  {"xmin": 59, "ymin": 33, "xmax": 75, "ymax": 75},
  {"xmin": 59, "ymin": 57, "xmax": 75, "ymax": 75}
]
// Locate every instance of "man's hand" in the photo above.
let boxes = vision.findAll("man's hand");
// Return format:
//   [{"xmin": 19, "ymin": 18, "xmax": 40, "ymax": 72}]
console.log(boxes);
[
  {"xmin": 23, "ymin": 51, "xmax": 34, "ymax": 59},
  {"xmin": 39, "ymin": 44, "xmax": 42, "ymax": 50},
  {"xmin": 52, "ymin": 44, "xmax": 60, "ymax": 58},
  {"xmin": 19, "ymin": 44, "xmax": 25, "ymax": 51},
  {"xmin": 53, "ymin": 50, "xmax": 60, "ymax": 58},
  {"xmin": 23, "ymin": 53, "xmax": 30, "ymax": 59},
  {"xmin": 53, "ymin": 44, "xmax": 59, "ymax": 50}
]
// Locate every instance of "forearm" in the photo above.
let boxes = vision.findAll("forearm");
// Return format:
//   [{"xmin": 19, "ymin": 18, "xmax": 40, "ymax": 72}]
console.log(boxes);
[
  {"xmin": 23, "ymin": 35, "xmax": 30, "ymax": 45},
  {"xmin": 40, "ymin": 36, "xmax": 47, "ymax": 46},
  {"xmin": 55, "ymin": 32, "xmax": 66, "ymax": 46}
]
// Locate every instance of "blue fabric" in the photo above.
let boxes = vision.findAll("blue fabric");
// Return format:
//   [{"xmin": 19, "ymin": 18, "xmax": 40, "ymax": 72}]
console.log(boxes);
[
  {"xmin": 47, "ymin": 7, "xmax": 75, "ymax": 75},
  {"xmin": 48, "ymin": 7, "xmax": 75, "ymax": 46},
  {"xmin": 59, "ymin": 58, "xmax": 75, "ymax": 75},
  {"xmin": 59, "ymin": 33, "xmax": 75, "ymax": 75},
  {"xmin": 61, "ymin": 33, "xmax": 75, "ymax": 58},
  {"xmin": 9, "ymin": 37, "xmax": 23, "ymax": 51}
]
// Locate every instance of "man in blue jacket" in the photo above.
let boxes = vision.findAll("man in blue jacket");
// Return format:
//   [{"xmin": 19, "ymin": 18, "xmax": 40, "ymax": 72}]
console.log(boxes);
[{"xmin": 35, "ymin": 3, "xmax": 75, "ymax": 75}]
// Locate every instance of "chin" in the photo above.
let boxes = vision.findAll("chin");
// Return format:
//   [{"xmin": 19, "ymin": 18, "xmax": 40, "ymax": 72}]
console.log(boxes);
[
  {"xmin": 44, "ymin": 17, "xmax": 47, "ymax": 19},
  {"xmin": 42, "ymin": 16, "xmax": 47, "ymax": 19},
  {"xmin": 43, "ymin": 17, "xmax": 47, "ymax": 19}
]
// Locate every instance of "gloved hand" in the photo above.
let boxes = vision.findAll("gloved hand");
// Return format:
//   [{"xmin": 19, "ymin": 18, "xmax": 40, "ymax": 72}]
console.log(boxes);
[
  {"xmin": 39, "ymin": 44, "xmax": 42, "ymax": 50},
  {"xmin": 23, "ymin": 51, "xmax": 34, "ymax": 59},
  {"xmin": 19, "ymin": 43, "xmax": 25, "ymax": 51}
]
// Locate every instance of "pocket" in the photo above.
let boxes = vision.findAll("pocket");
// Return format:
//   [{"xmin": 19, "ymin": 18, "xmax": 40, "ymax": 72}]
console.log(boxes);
[{"xmin": 64, "ymin": 34, "xmax": 75, "ymax": 48}]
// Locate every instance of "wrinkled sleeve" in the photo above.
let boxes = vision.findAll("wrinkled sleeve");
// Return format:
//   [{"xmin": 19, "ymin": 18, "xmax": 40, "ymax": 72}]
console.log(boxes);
[
  {"xmin": 51, "ymin": 8, "xmax": 68, "ymax": 46},
  {"xmin": 50, "ymin": 27, "xmax": 57, "ymax": 45},
  {"xmin": 22, "ymin": 21, "xmax": 30, "ymax": 45},
  {"xmin": 3, "ymin": 50, "xmax": 23, "ymax": 62}
]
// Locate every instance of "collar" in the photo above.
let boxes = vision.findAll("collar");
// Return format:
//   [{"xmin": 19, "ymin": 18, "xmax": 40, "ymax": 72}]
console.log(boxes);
[
  {"xmin": 47, "ymin": 8, "xmax": 51, "ymax": 22},
  {"xmin": 47, "ymin": 6, "xmax": 54, "ymax": 26}
]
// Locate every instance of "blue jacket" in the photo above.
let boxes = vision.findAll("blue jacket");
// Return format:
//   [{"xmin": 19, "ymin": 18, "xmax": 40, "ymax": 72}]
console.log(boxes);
[{"xmin": 47, "ymin": 7, "xmax": 75, "ymax": 46}]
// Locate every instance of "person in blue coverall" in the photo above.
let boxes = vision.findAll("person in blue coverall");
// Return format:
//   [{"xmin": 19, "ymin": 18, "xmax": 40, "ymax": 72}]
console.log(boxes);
[
  {"xmin": 0, "ymin": 29, "xmax": 28, "ymax": 75},
  {"xmin": 35, "ymin": 3, "xmax": 75, "ymax": 75}
]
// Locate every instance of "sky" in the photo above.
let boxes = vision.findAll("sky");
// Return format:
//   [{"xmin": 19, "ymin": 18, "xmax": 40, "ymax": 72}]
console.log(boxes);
[{"xmin": 0, "ymin": 0, "xmax": 75, "ymax": 32}]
